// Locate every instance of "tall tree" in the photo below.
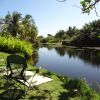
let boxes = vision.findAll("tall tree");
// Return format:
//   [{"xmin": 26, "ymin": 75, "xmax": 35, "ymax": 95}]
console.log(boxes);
[
  {"xmin": 5, "ymin": 12, "xmax": 21, "ymax": 37},
  {"xmin": 20, "ymin": 14, "xmax": 38, "ymax": 42},
  {"xmin": 55, "ymin": 30, "xmax": 66, "ymax": 41},
  {"xmin": 66, "ymin": 26, "xmax": 79, "ymax": 37},
  {"xmin": 0, "ymin": 12, "xmax": 38, "ymax": 43}
]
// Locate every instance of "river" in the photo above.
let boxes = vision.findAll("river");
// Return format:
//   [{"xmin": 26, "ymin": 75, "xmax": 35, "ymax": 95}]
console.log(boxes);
[{"xmin": 35, "ymin": 46, "xmax": 100, "ymax": 88}]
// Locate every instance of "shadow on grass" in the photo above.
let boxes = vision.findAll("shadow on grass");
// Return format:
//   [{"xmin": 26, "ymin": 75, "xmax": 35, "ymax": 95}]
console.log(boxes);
[
  {"xmin": 29, "ymin": 96, "xmax": 47, "ymax": 100},
  {"xmin": 0, "ymin": 76, "xmax": 26, "ymax": 100},
  {"xmin": 28, "ymin": 87, "xmax": 53, "ymax": 100},
  {"xmin": 58, "ymin": 91, "xmax": 76, "ymax": 100},
  {"xmin": 0, "ymin": 89, "xmax": 25, "ymax": 100},
  {"xmin": 41, "ymin": 71, "xmax": 53, "ymax": 78},
  {"xmin": 28, "ymin": 90, "xmax": 75, "ymax": 100}
]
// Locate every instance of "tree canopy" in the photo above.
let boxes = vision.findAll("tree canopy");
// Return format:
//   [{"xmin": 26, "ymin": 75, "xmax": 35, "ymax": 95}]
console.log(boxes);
[
  {"xmin": 0, "ymin": 12, "xmax": 38, "ymax": 43},
  {"xmin": 47, "ymin": 19, "xmax": 100, "ymax": 46}
]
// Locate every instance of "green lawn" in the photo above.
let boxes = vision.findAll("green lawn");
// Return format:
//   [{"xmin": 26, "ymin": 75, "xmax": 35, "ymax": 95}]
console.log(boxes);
[{"xmin": 0, "ymin": 52, "xmax": 100, "ymax": 100}]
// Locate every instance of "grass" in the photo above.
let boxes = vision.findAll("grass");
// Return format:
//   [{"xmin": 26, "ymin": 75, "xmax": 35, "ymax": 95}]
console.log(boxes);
[
  {"xmin": 0, "ymin": 52, "xmax": 100, "ymax": 100},
  {"xmin": 26, "ymin": 74, "xmax": 65, "ymax": 100}
]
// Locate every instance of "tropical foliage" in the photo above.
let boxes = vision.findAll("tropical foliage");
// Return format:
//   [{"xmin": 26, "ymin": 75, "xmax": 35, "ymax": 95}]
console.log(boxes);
[
  {"xmin": 53, "ymin": 19, "xmax": 100, "ymax": 46},
  {"xmin": 0, "ymin": 36, "xmax": 33, "ymax": 56},
  {"xmin": 0, "ymin": 11, "xmax": 38, "ymax": 43},
  {"xmin": 55, "ymin": 30, "xmax": 66, "ymax": 41},
  {"xmin": 39, "ymin": 19, "xmax": 100, "ymax": 47},
  {"xmin": 70, "ymin": 19, "xmax": 100, "ymax": 46}
]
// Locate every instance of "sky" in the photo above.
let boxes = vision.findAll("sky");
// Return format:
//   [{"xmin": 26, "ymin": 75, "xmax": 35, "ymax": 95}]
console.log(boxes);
[{"xmin": 0, "ymin": 0, "xmax": 100, "ymax": 37}]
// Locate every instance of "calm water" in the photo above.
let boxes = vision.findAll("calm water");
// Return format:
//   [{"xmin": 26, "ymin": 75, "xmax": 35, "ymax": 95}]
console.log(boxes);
[{"xmin": 35, "ymin": 46, "xmax": 100, "ymax": 84}]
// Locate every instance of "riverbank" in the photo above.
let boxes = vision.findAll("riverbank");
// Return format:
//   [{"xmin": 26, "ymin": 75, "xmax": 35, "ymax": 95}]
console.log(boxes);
[
  {"xmin": 82, "ymin": 47, "xmax": 100, "ymax": 51},
  {"xmin": 40, "ymin": 43, "xmax": 100, "ymax": 51},
  {"xmin": 0, "ymin": 66, "xmax": 100, "ymax": 99},
  {"xmin": 29, "ymin": 66, "xmax": 100, "ymax": 99},
  {"xmin": 0, "ymin": 52, "xmax": 100, "ymax": 99},
  {"xmin": 27, "ymin": 65, "xmax": 100, "ymax": 100}
]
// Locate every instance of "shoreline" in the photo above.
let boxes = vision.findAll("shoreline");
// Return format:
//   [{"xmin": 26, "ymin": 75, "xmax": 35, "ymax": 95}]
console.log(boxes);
[{"xmin": 40, "ymin": 43, "xmax": 100, "ymax": 51}]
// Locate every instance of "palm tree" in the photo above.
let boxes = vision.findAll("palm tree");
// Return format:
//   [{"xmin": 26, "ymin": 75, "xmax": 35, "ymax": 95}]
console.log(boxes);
[
  {"xmin": 55, "ymin": 30, "xmax": 65, "ymax": 42},
  {"xmin": 3, "ymin": 12, "xmax": 21, "ymax": 37},
  {"xmin": 81, "ymin": 19, "xmax": 100, "ymax": 40},
  {"xmin": 0, "ymin": 18, "xmax": 8, "ymax": 36},
  {"xmin": 20, "ymin": 14, "xmax": 38, "ymax": 42},
  {"xmin": 0, "ymin": 12, "xmax": 38, "ymax": 44},
  {"xmin": 66, "ymin": 26, "xmax": 79, "ymax": 37},
  {"xmin": 0, "ymin": 12, "xmax": 21, "ymax": 37},
  {"xmin": 8, "ymin": 12, "xmax": 21, "ymax": 37}
]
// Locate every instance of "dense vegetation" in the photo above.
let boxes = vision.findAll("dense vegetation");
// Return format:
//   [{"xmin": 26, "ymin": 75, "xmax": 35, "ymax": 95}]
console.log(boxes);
[
  {"xmin": 0, "ymin": 36, "xmax": 33, "ymax": 56},
  {"xmin": 0, "ymin": 12, "xmax": 38, "ymax": 55},
  {"xmin": 38, "ymin": 19, "xmax": 100, "ymax": 47},
  {"xmin": 0, "ymin": 11, "xmax": 38, "ymax": 44}
]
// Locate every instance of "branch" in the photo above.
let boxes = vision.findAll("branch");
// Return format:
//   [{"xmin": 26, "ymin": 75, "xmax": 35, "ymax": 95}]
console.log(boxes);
[
  {"xmin": 80, "ymin": 0, "xmax": 100, "ymax": 16},
  {"xmin": 56, "ymin": 0, "xmax": 66, "ymax": 2},
  {"xmin": 56, "ymin": 0, "xmax": 100, "ymax": 16},
  {"xmin": 82, "ymin": 0, "xmax": 100, "ymax": 12}
]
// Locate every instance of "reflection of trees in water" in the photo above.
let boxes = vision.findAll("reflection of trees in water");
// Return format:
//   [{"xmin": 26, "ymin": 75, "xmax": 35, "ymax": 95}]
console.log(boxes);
[
  {"xmin": 76, "ymin": 50, "xmax": 100, "ymax": 67},
  {"xmin": 27, "ymin": 49, "xmax": 39, "ymax": 65},
  {"xmin": 45, "ymin": 46, "xmax": 53, "ymax": 51},
  {"xmin": 54, "ymin": 47, "xmax": 100, "ymax": 67},
  {"xmin": 40, "ymin": 44, "xmax": 53, "ymax": 51},
  {"xmin": 55, "ymin": 47, "xmax": 66, "ymax": 56},
  {"xmin": 65, "ymin": 48, "xmax": 77, "ymax": 59},
  {"xmin": 66, "ymin": 48, "xmax": 100, "ymax": 67},
  {"xmin": 54, "ymin": 47, "xmax": 77, "ymax": 57},
  {"xmin": 33, "ymin": 45, "xmax": 100, "ymax": 67}
]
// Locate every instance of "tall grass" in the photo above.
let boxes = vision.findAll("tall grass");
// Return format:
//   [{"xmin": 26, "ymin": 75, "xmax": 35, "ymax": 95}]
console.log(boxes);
[{"xmin": 0, "ymin": 36, "xmax": 33, "ymax": 56}]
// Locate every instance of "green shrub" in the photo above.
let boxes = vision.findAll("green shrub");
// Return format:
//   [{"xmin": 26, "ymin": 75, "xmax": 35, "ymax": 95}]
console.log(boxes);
[
  {"xmin": 86, "ymin": 90, "xmax": 100, "ymax": 100},
  {"xmin": 66, "ymin": 79, "xmax": 90, "ymax": 95},
  {"xmin": 0, "ymin": 36, "xmax": 33, "ymax": 56}
]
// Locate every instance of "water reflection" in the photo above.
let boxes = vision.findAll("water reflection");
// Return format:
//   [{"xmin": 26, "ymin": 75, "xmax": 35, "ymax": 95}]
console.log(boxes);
[
  {"xmin": 27, "ymin": 49, "xmax": 39, "ymax": 65},
  {"xmin": 40, "ymin": 45, "xmax": 100, "ymax": 67},
  {"xmin": 54, "ymin": 47, "xmax": 100, "ymax": 67},
  {"xmin": 35, "ymin": 46, "xmax": 100, "ymax": 84},
  {"xmin": 55, "ymin": 47, "xmax": 66, "ymax": 56}
]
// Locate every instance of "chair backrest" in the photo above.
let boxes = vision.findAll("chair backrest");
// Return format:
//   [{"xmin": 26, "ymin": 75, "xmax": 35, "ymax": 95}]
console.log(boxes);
[{"xmin": 6, "ymin": 54, "xmax": 27, "ymax": 77}]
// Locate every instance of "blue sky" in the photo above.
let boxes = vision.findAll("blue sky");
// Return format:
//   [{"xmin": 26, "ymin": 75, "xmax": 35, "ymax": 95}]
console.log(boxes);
[{"xmin": 0, "ymin": 0, "xmax": 100, "ymax": 37}]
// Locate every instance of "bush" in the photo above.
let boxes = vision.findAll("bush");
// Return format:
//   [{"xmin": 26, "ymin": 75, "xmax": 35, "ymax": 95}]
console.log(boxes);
[
  {"xmin": 41, "ymin": 38, "xmax": 48, "ymax": 43},
  {"xmin": 66, "ymin": 79, "xmax": 90, "ymax": 95},
  {"xmin": 0, "ymin": 36, "xmax": 33, "ymax": 56},
  {"xmin": 86, "ymin": 90, "xmax": 100, "ymax": 100}
]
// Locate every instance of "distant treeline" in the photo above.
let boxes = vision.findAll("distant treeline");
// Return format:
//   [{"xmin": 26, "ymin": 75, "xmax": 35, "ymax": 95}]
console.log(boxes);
[{"xmin": 38, "ymin": 19, "xmax": 100, "ymax": 47}]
